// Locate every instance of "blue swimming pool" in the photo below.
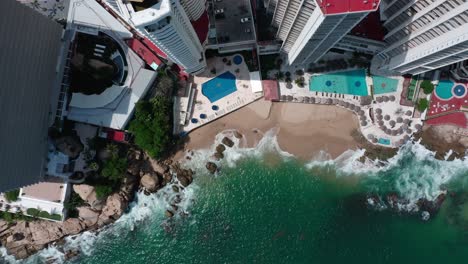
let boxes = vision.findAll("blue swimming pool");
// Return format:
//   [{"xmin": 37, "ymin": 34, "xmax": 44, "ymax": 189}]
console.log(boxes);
[
  {"xmin": 435, "ymin": 80, "xmax": 454, "ymax": 100},
  {"xmin": 378, "ymin": 138, "xmax": 391, "ymax": 145},
  {"xmin": 453, "ymin": 84, "xmax": 467, "ymax": 97},
  {"xmin": 372, "ymin": 75, "xmax": 398, "ymax": 95},
  {"xmin": 202, "ymin": 71, "xmax": 237, "ymax": 103},
  {"xmin": 309, "ymin": 69, "xmax": 368, "ymax": 96}
]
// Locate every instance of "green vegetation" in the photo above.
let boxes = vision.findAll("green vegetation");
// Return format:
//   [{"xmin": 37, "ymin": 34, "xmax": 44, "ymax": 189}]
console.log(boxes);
[
  {"xmin": 26, "ymin": 208, "xmax": 62, "ymax": 221},
  {"xmin": 407, "ymin": 78, "xmax": 418, "ymax": 101},
  {"xmin": 0, "ymin": 211, "xmax": 33, "ymax": 223},
  {"xmin": 417, "ymin": 98, "xmax": 429, "ymax": 112},
  {"xmin": 129, "ymin": 96, "xmax": 173, "ymax": 159},
  {"xmin": 4, "ymin": 189, "xmax": 20, "ymax": 202},
  {"xmin": 101, "ymin": 145, "xmax": 128, "ymax": 181},
  {"xmin": 295, "ymin": 77, "xmax": 305, "ymax": 88},
  {"xmin": 64, "ymin": 191, "xmax": 85, "ymax": 218},
  {"xmin": 260, "ymin": 54, "xmax": 281, "ymax": 79},
  {"xmin": 95, "ymin": 185, "xmax": 113, "ymax": 199},
  {"xmin": 420, "ymin": 80, "xmax": 435, "ymax": 94}
]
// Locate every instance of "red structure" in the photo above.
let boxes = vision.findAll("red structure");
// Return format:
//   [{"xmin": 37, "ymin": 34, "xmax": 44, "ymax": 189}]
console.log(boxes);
[
  {"xmin": 350, "ymin": 11, "xmax": 385, "ymax": 41},
  {"xmin": 426, "ymin": 82, "xmax": 468, "ymax": 128},
  {"xmin": 426, "ymin": 112, "xmax": 467, "ymax": 128},
  {"xmin": 316, "ymin": 0, "xmax": 380, "ymax": 15},
  {"xmin": 141, "ymin": 38, "xmax": 168, "ymax": 59},
  {"xmin": 191, "ymin": 11, "xmax": 209, "ymax": 43},
  {"xmin": 126, "ymin": 38, "xmax": 162, "ymax": 69},
  {"xmin": 263, "ymin": 80, "xmax": 279, "ymax": 101}
]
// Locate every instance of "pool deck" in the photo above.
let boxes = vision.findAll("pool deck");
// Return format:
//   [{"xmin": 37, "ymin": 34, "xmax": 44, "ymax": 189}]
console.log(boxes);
[
  {"xmin": 175, "ymin": 54, "xmax": 263, "ymax": 134},
  {"xmin": 277, "ymin": 70, "xmax": 422, "ymax": 147}
]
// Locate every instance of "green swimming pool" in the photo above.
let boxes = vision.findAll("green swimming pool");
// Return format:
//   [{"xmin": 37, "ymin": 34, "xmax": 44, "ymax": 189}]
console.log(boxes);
[
  {"xmin": 372, "ymin": 75, "xmax": 398, "ymax": 95},
  {"xmin": 435, "ymin": 80, "xmax": 454, "ymax": 100},
  {"xmin": 378, "ymin": 138, "xmax": 391, "ymax": 145},
  {"xmin": 309, "ymin": 69, "xmax": 368, "ymax": 96}
]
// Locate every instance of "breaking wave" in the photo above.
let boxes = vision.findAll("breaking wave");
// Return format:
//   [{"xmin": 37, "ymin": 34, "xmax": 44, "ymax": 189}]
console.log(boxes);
[{"xmin": 2, "ymin": 129, "xmax": 467, "ymax": 263}]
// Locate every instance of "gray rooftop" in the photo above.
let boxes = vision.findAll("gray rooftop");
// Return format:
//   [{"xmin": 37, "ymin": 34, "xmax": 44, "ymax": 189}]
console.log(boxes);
[{"xmin": 0, "ymin": 0, "xmax": 64, "ymax": 192}]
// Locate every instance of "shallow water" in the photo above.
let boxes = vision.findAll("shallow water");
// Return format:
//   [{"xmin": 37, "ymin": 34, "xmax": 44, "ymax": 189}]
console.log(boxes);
[{"xmin": 5, "ymin": 135, "xmax": 468, "ymax": 264}]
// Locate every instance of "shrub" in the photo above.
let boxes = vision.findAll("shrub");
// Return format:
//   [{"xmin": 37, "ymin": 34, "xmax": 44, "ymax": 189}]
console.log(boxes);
[
  {"xmin": 64, "ymin": 191, "xmax": 85, "ymax": 218},
  {"xmin": 295, "ymin": 77, "xmax": 305, "ymax": 88},
  {"xmin": 38, "ymin": 211, "xmax": 51, "ymax": 219},
  {"xmin": 275, "ymin": 71, "xmax": 284, "ymax": 80},
  {"xmin": 295, "ymin": 69, "xmax": 304, "ymax": 76},
  {"xmin": 101, "ymin": 154, "xmax": 127, "ymax": 181},
  {"xmin": 285, "ymin": 71, "xmax": 291, "ymax": 77},
  {"xmin": 0, "ymin": 212, "xmax": 13, "ymax": 222},
  {"xmin": 4, "ymin": 189, "xmax": 20, "ymax": 202},
  {"xmin": 210, "ymin": 68, "xmax": 216, "ymax": 74},
  {"xmin": 417, "ymin": 98, "xmax": 429, "ymax": 112},
  {"xmin": 420, "ymin": 80, "xmax": 434, "ymax": 94},
  {"xmin": 95, "ymin": 185, "xmax": 113, "ymax": 199},
  {"xmin": 26, "ymin": 208, "xmax": 40, "ymax": 217},
  {"xmin": 49, "ymin": 214, "xmax": 62, "ymax": 221},
  {"xmin": 129, "ymin": 96, "xmax": 173, "ymax": 159}
]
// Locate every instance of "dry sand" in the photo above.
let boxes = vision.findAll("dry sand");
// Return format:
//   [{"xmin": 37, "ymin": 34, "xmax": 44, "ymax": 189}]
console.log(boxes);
[{"xmin": 179, "ymin": 100, "xmax": 360, "ymax": 161}]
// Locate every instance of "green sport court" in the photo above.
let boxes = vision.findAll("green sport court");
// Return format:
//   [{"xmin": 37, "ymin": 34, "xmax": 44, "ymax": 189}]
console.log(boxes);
[{"xmin": 309, "ymin": 69, "xmax": 369, "ymax": 96}]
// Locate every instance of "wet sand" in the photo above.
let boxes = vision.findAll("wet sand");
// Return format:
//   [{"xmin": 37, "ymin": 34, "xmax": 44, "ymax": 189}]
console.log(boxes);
[{"xmin": 178, "ymin": 100, "xmax": 360, "ymax": 161}]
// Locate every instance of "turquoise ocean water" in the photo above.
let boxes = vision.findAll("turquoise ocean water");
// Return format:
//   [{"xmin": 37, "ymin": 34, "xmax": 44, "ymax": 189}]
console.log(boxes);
[{"xmin": 4, "ymin": 133, "xmax": 468, "ymax": 264}]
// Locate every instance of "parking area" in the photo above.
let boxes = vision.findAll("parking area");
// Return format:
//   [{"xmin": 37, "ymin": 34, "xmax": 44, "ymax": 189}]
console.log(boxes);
[{"xmin": 209, "ymin": 0, "xmax": 255, "ymax": 44}]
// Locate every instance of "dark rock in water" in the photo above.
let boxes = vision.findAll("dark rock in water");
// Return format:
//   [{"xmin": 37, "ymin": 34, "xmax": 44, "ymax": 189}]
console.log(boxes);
[
  {"xmin": 234, "ymin": 131, "xmax": 243, "ymax": 139},
  {"xmin": 216, "ymin": 144, "xmax": 226, "ymax": 153},
  {"xmin": 143, "ymin": 190, "xmax": 151, "ymax": 196},
  {"xmin": 417, "ymin": 193, "xmax": 446, "ymax": 214},
  {"xmin": 174, "ymin": 195, "xmax": 182, "ymax": 204},
  {"xmin": 206, "ymin": 162, "xmax": 218, "ymax": 174},
  {"xmin": 171, "ymin": 204, "xmax": 178, "ymax": 211},
  {"xmin": 172, "ymin": 185, "xmax": 180, "ymax": 193},
  {"xmin": 421, "ymin": 211, "xmax": 430, "ymax": 221},
  {"xmin": 12, "ymin": 233, "xmax": 24, "ymax": 241},
  {"xmin": 165, "ymin": 210, "xmax": 174, "ymax": 218},
  {"xmin": 222, "ymin": 137, "xmax": 234, "ymax": 148},
  {"xmin": 177, "ymin": 175, "xmax": 190, "ymax": 187},
  {"xmin": 214, "ymin": 152, "xmax": 224, "ymax": 160}
]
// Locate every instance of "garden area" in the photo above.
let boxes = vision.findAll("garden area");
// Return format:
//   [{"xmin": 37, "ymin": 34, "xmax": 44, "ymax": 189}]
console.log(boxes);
[{"xmin": 206, "ymin": 49, "xmax": 259, "ymax": 72}]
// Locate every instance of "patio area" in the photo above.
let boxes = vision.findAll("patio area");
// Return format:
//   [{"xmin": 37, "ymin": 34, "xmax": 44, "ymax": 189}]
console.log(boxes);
[
  {"xmin": 174, "ymin": 54, "xmax": 263, "ymax": 134},
  {"xmin": 17, "ymin": 0, "xmax": 68, "ymax": 21}
]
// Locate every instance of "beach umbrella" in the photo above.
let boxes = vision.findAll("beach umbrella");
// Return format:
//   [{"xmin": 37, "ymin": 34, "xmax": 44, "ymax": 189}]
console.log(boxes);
[
  {"xmin": 332, "ymin": 99, "xmax": 338, "ymax": 105},
  {"xmin": 376, "ymin": 97, "xmax": 383, "ymax": 103},
  {"xmin": 304, "ymin": 97, "xmax": 310, "ymax": 103},
  {"xmin": 355, "ymin": 106, "xmax": 361, "ymax": 112},
  {"xmin": 298, "ymin": 96, "xmax": 304, "ymax": 102},
  {"xmin": 403, "ymin": 118, "xmax": 410, "ymax": 124},
  {"xmin": 384, "ymin": 115, "xmax": 390, "ymax": 121},
  {"xmin": 359, "ymin": 110, "xmax": 365, "ymax": 116},
  {"xmin": 389, "ymin": 120, "xmax": 396, "ymax": 127},
  {"xmin": 406, "ymin": 128, "xmax": 413, "ymax": 134},
  {"xmin": 375, "ymin": 108, "xmax": 382, "ymax": 114},
  {"xmin": 344, "ymin": 102, "xmax": 350, "ymax": 108},
  {"xmin": 397, "ymin": 117, "xmax": 403, "ymax": 123},
  {"xmin": 389, "ymin": 95, "xmax": 396, "ymax": 102},
  {"xmin": 401, "ymin": 124, "xmax": 409, "ymax": 130},
  {"xmin": 383, "ymin": 96, "xmax": 389, "ymax": 102},
  {"xmin": 377, "ymin": 114, "xmax": 383, "ymax": 120},
  {"xmin": 339, "ymin": 100, "xmax": 344, "ymax": 106},
  {"xmin": 406, "ymin": 110, "xmax": 413, "ymax": 116},
  {"xmin": 398, "ymin": 128, "xmax": 404, "ymax": 134},
  {"xmin": 350, "ymin": 104, "xmax": 356, "ymax": 110},
  {"xmin": 378, "ymin": 120, "xmax": 384, "ymax": 126},
  {"xmin": 361, "ymin": 121, "xmax": 368, "ymax": 126},
  {"xmin": 385, "ymin": 128, "xmax": 391, "ymax": 134},
  {"xmin": 280, "ymin": 95, "xmax": 287, "ymax": 101},
  {"xmin": 372, "ymin": 138, "xmax": 378, "ymax": 143},
  {"xmin": 415, "ymin": 124, "xmax": 422, "ymax": 130},
  {"xmin": 404, "ymin": 135, "xmax": 411, "ymax": 141},
  {"xmin": 326, "ymin": 99, "xmax": 333, "ymax": 105},
  {"xmin": 391, "ymin": 130, "xmax": 398, "ymax": 136},
  {"xmin": 287, "ymin": 95, "xmax": 293, "ymax": 101},
  {"xmin": 367, "ymin": 134, "xmax": 375, "ymax": 140},
  {"xmin": 310, "ymin": 97, "xmax": 316, "ymax": 103},
  {"xmin": 360, "ymin": 115, "xmax": 366, "ymax": 121}
]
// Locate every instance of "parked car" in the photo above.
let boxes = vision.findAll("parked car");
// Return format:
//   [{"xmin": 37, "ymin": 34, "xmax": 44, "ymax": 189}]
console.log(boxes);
[
  {"xmin": 240, "ymin": 17, "xmax": 250, "ymax": 23},
  {"xmin": 214, "ymin": 8, "xmax": 224, "ymax": 14},
  {"xmin": 98, "ymin": 128, "xmax": 132, "ymax": 143}
]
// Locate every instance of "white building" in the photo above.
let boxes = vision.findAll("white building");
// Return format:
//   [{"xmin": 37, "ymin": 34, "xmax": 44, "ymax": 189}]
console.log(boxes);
[
  {"xmin": 103, "ymin": 0, "xmax": 206, "ymax": 74},
  {"xmin": 180, "ymin": 0, "xmax": 206, "ymax": 21},
  {"xmin": 268, "ymin": 0, "xmax": 380, "ymax": 66},
  {"xmin": 375, "ymin": 0, "xmax": 468, "ymax": 75}
]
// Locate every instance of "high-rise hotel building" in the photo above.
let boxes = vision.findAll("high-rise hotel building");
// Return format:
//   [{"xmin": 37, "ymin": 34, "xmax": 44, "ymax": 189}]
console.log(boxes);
[
  {"xmin": 266, "ymin": 0, "xmax": 380, "ymax": 66},
  {"xmin": 103, "ymin": 0, "xmax": 207, "ymax": 74},
  {"xmin": 376, "ymin": 0, "xmax": 468, "ymax": 75}
]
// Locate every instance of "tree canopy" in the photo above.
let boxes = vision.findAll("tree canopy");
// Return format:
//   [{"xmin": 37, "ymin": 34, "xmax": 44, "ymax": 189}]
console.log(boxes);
[
  {"xmin": 417, "ymin": 98, "xmax": 429, "ymax": 112},
  {"xmin": 420, "ymin": 80, "xmax": 434, "ymax": 94},
  {"xmin": 129, "ymin": 96, "xmax": 173, "ymax": 159}
]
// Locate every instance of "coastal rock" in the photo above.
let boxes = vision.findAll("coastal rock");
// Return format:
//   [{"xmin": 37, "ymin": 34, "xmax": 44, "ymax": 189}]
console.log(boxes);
[
  {"xmin": 127, "ymin": 159, "xmax": 142, "ymax": 176},
  {"xmin": 206, "ymin": 162, "xmax": 218, "ymax": 174},
  {"xmin": 149, "ymin": 158, "xmax": 170, "ymax": 175},
  {"xmin": 73, "ymin": 184, "xmax": 99, "ymax": 208},
  {"xmin": 216, "ymin": 144, "xmax": 226, "ymax": 153},
  {"xmin": 172, "ymin": 185, "xmax": 180, "ymax": 193},
  {"xmin": 234, "ymin": 131, "xmax": 243, "ymax": 139},
  {"xmin": 0, "ymin": 220, "xmax": 9, "ymax": 234},
  {"xmin": 222, "ymin": 137, "xmax": 234, "ymax": 148},
  {"xmin": 28, "ymin": 221, "xmax": 64, "ymax": 246},
  {"xmin": 165, "ymin": 210, "xmax": 174, "ymax": 218},
  {"xmin": 77, "ymin": 207, "xmax": 100, "ymax": 227},
  {"xmin": 140, "ymin": 173, "xmax": 160, "ymax": 192},
  {"xmin": 62, "ymin": 218, "xmax": 86, "ymax": 236},
  {"xmin": 213, "ymin": 152, "xmax": 224, "ymax": 160},
  {"xmin": 98, "ymin": 193, "xmax": 126, "ymax": 226},
  {"xmin": 177, "ymin": 175, "xmax": 190, "ymax": 187}
]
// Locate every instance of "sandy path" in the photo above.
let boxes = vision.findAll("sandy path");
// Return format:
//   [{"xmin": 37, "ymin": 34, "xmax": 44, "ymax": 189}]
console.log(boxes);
[{"xmin": 178, "ymin": 100, "xmax": 359, "ymax": 161}]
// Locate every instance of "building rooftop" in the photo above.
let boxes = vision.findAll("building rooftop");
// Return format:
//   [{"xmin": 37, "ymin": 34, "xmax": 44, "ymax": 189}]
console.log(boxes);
[
  {"xmin": 316, "ymin": 0, "xmax": 380, "ymax": 15},
  {"xmin": 129, "ymin": 0, "xmax": 171, "ymax": 27},
  {"xmin": 211, "ymin": 0, "xmax": 256, "ymax": 44}
]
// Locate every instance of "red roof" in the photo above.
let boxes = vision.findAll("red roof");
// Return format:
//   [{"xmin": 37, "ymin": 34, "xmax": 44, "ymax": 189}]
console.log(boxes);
[
  {"xmin": 350, "ymin": 11, "xmax": 385, "ymax": 41},
  {"xmin": 191, "ymin": 11, "xmax": 209, "ymax": 43},
  {"xmin": 126, "ymin": 38, "xmax": 162, "ymax": 68},
  {"xmin": 141, "ymin": 38, "xmax": 168, "ymax": 59},
  {"xmin": 263, "ymin": 80, "xmax": 279, "ymax": 101},
  {"xmin": 316, "ymin": 0, "xmax": 380, "ymax": 15},
  {"xmin": 107, "ymin": 130, "xmax": 126, "ymax": 142}
]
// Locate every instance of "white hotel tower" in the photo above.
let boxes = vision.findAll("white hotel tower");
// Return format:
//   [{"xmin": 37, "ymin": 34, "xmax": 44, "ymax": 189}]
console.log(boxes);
[
  {"xmin": 266, "ymin": 0, "xmax": 380, "ymax": 66},
  {"xmin": 103, "ymin": 0, "xmax": 206, "ymax": 74},
  {"xmin": 376, "ymin": 0, "xmax": 468, "ymax": 75}
]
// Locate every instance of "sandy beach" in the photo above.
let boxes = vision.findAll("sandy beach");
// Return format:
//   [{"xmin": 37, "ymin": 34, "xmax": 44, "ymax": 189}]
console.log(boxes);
[{"xmin": 179, "ymin": 100, "xmax": 359, "ymax": 161}]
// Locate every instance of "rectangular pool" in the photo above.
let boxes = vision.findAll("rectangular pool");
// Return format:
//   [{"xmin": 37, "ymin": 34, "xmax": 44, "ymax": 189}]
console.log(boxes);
[
  {"xmin": 378, "ymin": 138, "xmax": 391, "ymax": 145},
  {"xmin": 309, "ymin": 69, "xmax": 368, "ymax": 96},
  {"xmin": 372, "ymin": 75, "xmax": 398, "ymax": 95},
  {"xmin": 202, "ymin": 71, "xmax": 237, "ymax": 103}
]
